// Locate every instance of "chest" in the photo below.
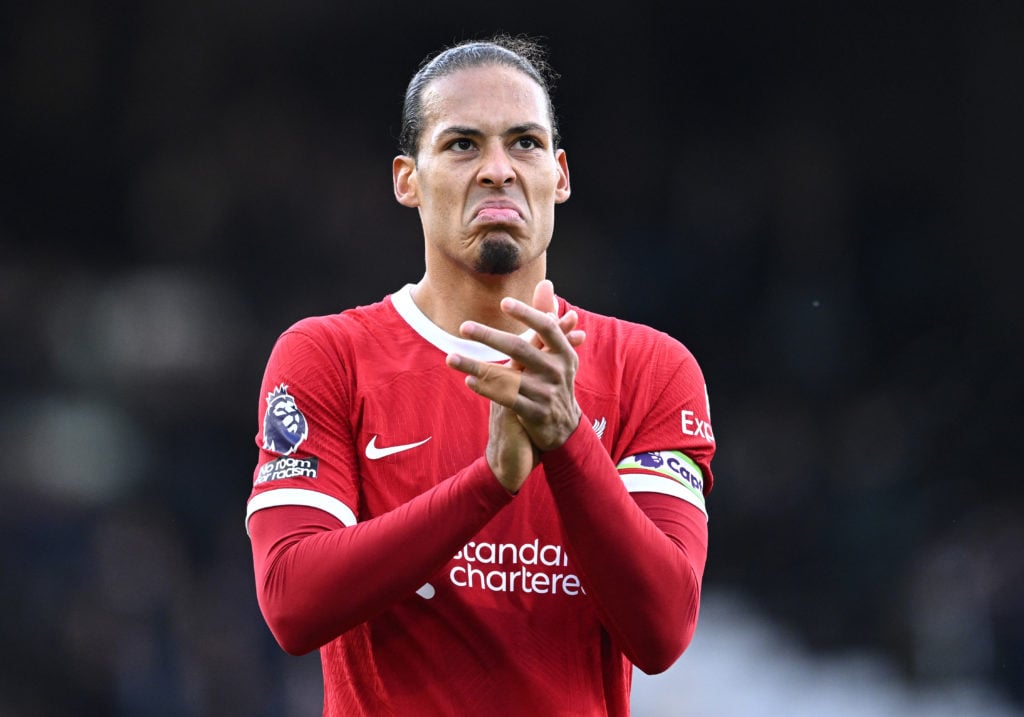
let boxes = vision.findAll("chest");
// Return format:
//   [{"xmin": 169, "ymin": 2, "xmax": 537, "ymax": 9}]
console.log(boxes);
[
  {"xmin": 348, "ymin": 355, "xmax": 625, "ymax": 515},
  {"xmin": 350, "ymin": 364, "xmax": 486, "ymax": 513}
]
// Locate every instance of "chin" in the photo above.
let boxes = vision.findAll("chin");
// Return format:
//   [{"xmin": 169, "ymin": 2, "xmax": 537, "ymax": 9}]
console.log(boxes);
[{"xmin": 474, "ymin": 236, "xmax": 521, "ymax": 275}]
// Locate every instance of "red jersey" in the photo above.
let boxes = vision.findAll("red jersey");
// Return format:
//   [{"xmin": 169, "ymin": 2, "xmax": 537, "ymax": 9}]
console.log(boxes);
[{"xmin": 247, "ymin": 285, "xmax": 715, "ymax": 715}]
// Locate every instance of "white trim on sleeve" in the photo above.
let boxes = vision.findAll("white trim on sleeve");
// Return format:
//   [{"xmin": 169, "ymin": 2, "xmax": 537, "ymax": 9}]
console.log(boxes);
[
  {"xmin": 622, "ymin": 474, "xmax": 709, "ymax": 521},
  {"xmin": 245, "ymin": 488, "xmax": 358, "ymax": 535}
]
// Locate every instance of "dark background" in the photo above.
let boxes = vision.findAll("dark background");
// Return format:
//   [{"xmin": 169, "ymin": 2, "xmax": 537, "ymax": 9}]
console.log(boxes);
[{"xmin": 2, "ymin": 1, "xmax": 1022, "ymax": 714}]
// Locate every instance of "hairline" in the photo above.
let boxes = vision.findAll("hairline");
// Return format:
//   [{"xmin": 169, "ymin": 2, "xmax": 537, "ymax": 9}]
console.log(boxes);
[
  {"xmin": 418, "ymin": 76, "xmax": 558, "ymax": 155},
  {"xmin": 399, "ymin": 38, "xmax": 560, "ymax": 159}
]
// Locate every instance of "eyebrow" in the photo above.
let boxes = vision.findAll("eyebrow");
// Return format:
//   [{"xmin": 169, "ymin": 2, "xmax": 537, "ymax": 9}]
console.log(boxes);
[{"xmin": 435, "ymin": 122, "xmax": 550, "ymax": 141}]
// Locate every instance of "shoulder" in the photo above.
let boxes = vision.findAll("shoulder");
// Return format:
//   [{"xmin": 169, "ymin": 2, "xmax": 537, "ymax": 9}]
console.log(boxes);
[
  {"xmin": 261, "ymin": 296, "xmax": 402, "ymax": 381},
  {"xmin": 276, "ymin": 295, "xmax": 397, "ymax": 350},
  {"xmin": 287, "ymin": 295, "xmax": 394, "ymax": 336},
  {"xmin": 567, "ymin": 301, "xmax": 698, "ymax": 368}
]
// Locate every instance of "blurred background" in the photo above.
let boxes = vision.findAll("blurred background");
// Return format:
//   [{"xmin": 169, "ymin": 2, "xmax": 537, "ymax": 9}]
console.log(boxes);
[{"xmin": 2, "ymin": 0, "xmax": 1022, "ymax": 715}]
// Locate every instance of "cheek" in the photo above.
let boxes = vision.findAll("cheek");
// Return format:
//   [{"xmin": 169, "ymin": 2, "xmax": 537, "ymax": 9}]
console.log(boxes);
[
  {"xmin": 419, "ymin": 177, "xmax": 460, "ymax": 212},
  {"xmin": 420, "ymin": 192, "xmax": 467, "ymax": 234}
]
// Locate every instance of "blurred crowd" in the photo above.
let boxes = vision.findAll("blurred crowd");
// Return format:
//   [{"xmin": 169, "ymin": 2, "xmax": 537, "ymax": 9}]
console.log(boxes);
[{"xmin": 1, "ymin": 1, "xmax": 1021, "ymax": 714}]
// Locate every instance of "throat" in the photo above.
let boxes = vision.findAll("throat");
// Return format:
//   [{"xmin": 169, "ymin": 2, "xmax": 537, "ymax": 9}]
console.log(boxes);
[{"xmin": 410, "ymin": 278, "xmax": 529, "ymax": 337}]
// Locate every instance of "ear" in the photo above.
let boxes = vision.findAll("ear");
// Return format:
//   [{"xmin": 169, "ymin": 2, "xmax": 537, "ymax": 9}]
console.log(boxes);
[
  {"xmin": 393, "ymin": 155, "xmax": 419, "ymax": 207},
  {"xmin": 553, "ymin": 148, "xmax": 571, "ymax": 204}
]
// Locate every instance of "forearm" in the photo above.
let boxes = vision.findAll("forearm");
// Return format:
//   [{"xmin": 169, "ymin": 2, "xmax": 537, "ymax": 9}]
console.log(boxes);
[
  {"xmin": 542, "ymin": 423, "xmax": 709, "ymax": 673},
  {"xmin": 249, "ymin": 457, "xmax": 513, "ymax": 655}
]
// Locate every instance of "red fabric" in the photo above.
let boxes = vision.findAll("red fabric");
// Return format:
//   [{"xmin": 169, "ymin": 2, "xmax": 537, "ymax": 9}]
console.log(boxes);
[
  {"xmin": 542, "ymin": 420, "xmax": 708, "ymax": 674},
  {"xmin": 249, "ymin": 457, "xmax": 513, "ymax": 655},
  {"xmin": 245, "ymin": 287, "xmax": 715, "ymax": 713},
  {"xmin": 250, "ymin": 436, "xmax": 707, "ymax": 671}
]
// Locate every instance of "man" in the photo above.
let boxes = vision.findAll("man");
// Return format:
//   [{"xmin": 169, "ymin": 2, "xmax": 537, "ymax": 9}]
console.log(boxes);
[{"xmin": 246, "ymin": 35, "xmax": 715, "ymax": 715}]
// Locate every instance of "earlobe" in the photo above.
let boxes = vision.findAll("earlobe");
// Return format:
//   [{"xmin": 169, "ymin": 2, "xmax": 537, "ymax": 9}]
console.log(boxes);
[
  {"xmin": 554, "ymin": 149, "xmax": 571, "ymax": 204},
  {"xmin": 393, "ymin": 155, "xmax": 419, "ymax": 207}
]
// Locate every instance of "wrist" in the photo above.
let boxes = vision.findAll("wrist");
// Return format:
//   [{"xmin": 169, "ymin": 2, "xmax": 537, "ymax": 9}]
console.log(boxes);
[
  {"xmin": 535, "ymin": 404, "xmax": 582, "ymax": 452},
  {"xmin": 485, "ymin": 448, "xmax": 538, "ymax": 495}
]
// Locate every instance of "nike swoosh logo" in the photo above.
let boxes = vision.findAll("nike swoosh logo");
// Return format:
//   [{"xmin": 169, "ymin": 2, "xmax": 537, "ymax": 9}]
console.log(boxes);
[{"xmin": 365, "ymin": 435, "xmax": 432, "ymax": 460}]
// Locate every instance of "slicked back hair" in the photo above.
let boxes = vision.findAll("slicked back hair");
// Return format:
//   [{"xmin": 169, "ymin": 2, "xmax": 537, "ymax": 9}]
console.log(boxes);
[{"xmin": 398, "ymin": 35, "xmax": 561, "ymax": 159}]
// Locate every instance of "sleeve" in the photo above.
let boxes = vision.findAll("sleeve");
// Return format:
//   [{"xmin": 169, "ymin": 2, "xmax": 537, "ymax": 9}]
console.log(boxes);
[
  {"xmin": 248, "ymin": 458, "xmax": 514, "ymax": 655},
  {"xmin": 542, "ymin": 422, "xmax": 708, "ymax": 674},
  {"xmin": 538, "ymin": 325, "xmax": 717, "ymax": 674},
  {"xmin": 614, "ymin": 332, "xmax": 716, "ymax": 512},
  {"xmin": 246, "ymin": 320, "xmax": 525, "ymax": 655},
  {"xmin": 247, "ymin": 321, "xmax": 362, "ymax": 529}
]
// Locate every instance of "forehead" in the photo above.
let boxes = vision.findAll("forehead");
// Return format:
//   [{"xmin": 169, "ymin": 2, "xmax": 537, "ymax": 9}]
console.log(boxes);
[{"xmin": 420, "ymin": 65, "xmax": 552, "ymax": 139}]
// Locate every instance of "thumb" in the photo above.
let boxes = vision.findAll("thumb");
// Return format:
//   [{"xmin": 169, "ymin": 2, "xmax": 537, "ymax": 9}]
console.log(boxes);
[{"xmin": 532, "ymin": 279, "xmax": 558, "ymax": 315}]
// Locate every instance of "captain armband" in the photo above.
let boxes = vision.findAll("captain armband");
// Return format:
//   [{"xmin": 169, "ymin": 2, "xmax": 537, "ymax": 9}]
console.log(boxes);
[{"xmin": 616, "ymin": 450, "xmax": 707, "ymax": 519}]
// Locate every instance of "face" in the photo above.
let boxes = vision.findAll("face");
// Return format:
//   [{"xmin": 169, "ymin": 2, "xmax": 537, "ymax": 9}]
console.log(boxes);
[{"xmin": 393, "ymin": 64, "xmax": 571, "ymax": 276}]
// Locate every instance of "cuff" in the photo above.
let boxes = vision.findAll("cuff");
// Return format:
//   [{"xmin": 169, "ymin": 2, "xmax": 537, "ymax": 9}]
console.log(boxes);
[
  {"xmin": 462, "ymin": 455, "xmax": 520, "ymax": 504},
  {"xmin": 540, "ymin": 415, "xmax": 604, "ymax": 487}
]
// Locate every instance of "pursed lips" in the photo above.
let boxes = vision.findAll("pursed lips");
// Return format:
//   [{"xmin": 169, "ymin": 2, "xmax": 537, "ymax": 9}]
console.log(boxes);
[{"xmin": 472, "ymin": 200, "xmax": 524, "ymax": 224}]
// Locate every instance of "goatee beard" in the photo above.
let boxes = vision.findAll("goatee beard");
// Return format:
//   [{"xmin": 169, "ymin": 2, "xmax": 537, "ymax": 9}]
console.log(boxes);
[{"xmin": 474, "ymin": 237, "xmax": 521, "ymax": 275}]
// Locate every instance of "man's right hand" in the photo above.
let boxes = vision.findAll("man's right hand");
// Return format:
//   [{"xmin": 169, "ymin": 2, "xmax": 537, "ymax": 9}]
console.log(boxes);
[
  {"xmin": 447, "ymin": 280, "xmax": 585, "ymax": 492},
  {"xmin": 485, "ymin": 399, "xmax": 539, "ymax": 493}
]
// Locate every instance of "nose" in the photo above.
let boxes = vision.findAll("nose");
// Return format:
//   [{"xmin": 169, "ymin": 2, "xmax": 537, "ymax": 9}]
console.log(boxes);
[{"xmin": 477, "ymin": 143, "xmax": 515, "ymax": 187}]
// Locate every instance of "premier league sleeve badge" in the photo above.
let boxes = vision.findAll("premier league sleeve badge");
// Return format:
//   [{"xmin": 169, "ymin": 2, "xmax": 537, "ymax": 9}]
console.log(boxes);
[{"xmin": 262, "ymin": 384, "xmax": 309, "ymax": 456}]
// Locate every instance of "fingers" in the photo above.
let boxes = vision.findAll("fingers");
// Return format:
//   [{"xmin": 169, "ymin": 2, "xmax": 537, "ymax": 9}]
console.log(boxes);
[
  {"xmin": 471, "ymin": 362, "xmax": 522, "ymax": 408},
  {"xmin": 445, "ymin": 354, "xmax": 522, "ymax": 408},
  {"xmin": 459, "ymin": 318, "xmax": 585, "ymax": 376},
  {"xmin": 499, "ymin": 295, "xmax": 582, "ymax": 358},
  {"xmin": 459, "ymin": 302, "xmax": 573, "ymax": 365},
  {"xmin": 558, "ymin": 310, "xmax": 586, "ymax": 348},
  {"xmin": 449, "ymin": 279, "xmax": 583, "ymax": 453},
  {"xmin": 452, "ymin": 279, "xmax": 586, "ymax": 393},
  {"xmin": 512, "ymin": 299, "xmax": 581, "ymax": 369},
  {"xmin": 532, "ymin": 278, "xmax": 558, "ymax": 315}
]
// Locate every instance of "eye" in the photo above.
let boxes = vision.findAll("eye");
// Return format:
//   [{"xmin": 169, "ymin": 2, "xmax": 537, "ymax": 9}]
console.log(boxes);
[
  {"xmin": 513, "ymin": 137, "xmax": 542, "ymax": 151},
  {"xmin": 448, "ymin": 138, "xmax": 476, "ymax": 152}
]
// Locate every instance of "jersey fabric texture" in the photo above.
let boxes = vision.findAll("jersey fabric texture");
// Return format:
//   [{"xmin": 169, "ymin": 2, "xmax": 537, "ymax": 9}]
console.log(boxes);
[{"xmin": 246, "ymin": 284, "xmax": 715, "ymax": 715}]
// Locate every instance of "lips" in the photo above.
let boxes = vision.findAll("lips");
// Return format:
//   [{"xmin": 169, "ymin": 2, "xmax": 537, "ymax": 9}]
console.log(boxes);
[
  {"xmin": 473, "ymin": 201, "xmax": 523, "ymax": 224},
  {"xmin": 476, "ymin": 207, "xmax": 522, "ymax": 223}
]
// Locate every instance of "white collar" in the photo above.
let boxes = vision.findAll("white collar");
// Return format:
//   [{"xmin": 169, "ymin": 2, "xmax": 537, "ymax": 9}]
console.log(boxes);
[{"xmin": 391, "ymin": 284, "xmax": 534, "ymax": 362}]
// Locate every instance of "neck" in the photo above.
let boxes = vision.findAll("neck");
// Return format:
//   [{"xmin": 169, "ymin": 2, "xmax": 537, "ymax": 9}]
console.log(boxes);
[{"xmin": 412, "ymin": 261, "xmax": 546, "ymax": 337}]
